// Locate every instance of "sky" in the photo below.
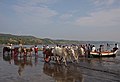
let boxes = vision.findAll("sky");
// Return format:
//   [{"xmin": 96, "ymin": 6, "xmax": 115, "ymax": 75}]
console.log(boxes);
[{"xmin": 0, "ymin": 0, "xmax": 120, "ymax": 42}]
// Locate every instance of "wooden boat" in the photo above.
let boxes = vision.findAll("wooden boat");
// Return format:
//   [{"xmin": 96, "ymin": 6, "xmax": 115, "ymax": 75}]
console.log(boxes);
[{"xmin": 90, "ymin": 50, "xmax": 118, "ymax": 58}]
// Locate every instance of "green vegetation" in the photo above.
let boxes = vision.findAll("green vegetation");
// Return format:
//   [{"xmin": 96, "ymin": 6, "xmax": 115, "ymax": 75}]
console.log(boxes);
[
  {"xmin": 0, "ymin": 33, "xmax": 117, "ymax": 45},
  {"xmin": 0, "ymin": 33, "xmax": 81, "ymax": 45},
  {"xmin": 0, "ymin": 33, "xmax": 42, "ymax": 45}
]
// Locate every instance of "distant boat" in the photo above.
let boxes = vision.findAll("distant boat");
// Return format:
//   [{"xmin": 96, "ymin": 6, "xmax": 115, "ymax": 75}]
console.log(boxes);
[{"xmin": 89, "ymin": 50, "xmax": 118, "ymax": 58}]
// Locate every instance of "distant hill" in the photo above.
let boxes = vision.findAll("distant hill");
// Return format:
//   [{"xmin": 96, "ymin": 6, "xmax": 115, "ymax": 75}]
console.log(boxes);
[
  {"xmin": 0, "ymin": 33, "xmax": 81, "ymax": 45},
  {"xmin": 0, "ymin": 33, "xmax": 117, "ymax": 45},
  {"xmin": 0, "ymin": 33, "xmax": 43, "ymax": 44}
]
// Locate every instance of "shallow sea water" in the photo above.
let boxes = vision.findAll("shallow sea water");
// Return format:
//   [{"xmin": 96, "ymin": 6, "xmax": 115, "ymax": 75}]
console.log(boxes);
[{"xmin": 0, "ymin": 45, "xmax": 120, "ymax": 82}]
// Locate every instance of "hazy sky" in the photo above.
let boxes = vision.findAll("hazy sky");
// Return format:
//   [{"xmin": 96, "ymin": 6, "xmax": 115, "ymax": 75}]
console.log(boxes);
[{"xmin": 0, "ymin": 0, "xmax": 120, "ymax": 41}]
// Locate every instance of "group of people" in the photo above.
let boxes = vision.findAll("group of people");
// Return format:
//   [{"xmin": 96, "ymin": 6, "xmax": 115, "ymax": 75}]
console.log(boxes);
[
  {"xmin": 4, "ymin": 42, "xmax": 119, "ymax": 57},
  {"xmin": 96, "ymin": 43, "xmax": 118, "ymax": 53},
  {"xmin": 42, "ymin": 43, "xmax": 119, "ymax": 57},
  {"xmin": 4, "ymin": 43, "xmax": 39, "ymax": 56}
]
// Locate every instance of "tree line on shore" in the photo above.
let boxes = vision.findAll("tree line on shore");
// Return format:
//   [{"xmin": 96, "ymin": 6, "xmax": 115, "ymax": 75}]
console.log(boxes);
[
  {"xmin": 0, "ymin": 33, "xmax": 81, "ymax": 45},
  {"xmin": 0, "ymin": 33, "xmax": 117, "ymax": 45}
]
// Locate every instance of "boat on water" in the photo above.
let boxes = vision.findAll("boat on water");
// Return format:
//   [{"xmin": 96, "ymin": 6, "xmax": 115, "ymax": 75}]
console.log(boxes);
[{"xmin": 90, "ymin": 50, "xmax": 118, "ymax": 58}]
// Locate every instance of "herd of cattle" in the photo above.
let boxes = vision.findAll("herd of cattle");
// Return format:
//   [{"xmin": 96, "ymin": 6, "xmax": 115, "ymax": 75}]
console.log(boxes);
[
  {"xmin": 2, "ymin": 44, "xmax": 90, "ymax": 66},
  {"xmin": 43, "ymin": 44, "xmax": 92, "ymax": 66},
  {"xmin": 3, "ymin": 45, "xmax": 38, "ymax": 57},
  {"xmin": 3, "ymin": 44, "xmax": 117, "ymax": 66}
]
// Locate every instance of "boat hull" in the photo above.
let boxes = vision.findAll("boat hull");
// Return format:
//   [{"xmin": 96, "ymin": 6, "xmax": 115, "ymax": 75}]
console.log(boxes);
[{"xmin": 89, "ymin": 51, "xmax": 118, "ymax": 58}]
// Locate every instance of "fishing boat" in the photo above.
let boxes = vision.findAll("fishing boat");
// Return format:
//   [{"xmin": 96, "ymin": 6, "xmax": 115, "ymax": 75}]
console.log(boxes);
[{"xmin": 90, "ymin": 50, "xmax": 118, "ymax": 58}]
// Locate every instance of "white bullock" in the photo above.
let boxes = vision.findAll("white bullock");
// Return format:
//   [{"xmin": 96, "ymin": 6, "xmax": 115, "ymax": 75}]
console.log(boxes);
[
  {"xmin": 52, "ymin": 45, "xmax": 80, "ymax": 66},
  {"xmin": 52, "ymin": 46, "xmax": 68, "ymax": 66},
  {"xmin": 70, "ymin": 46, "xmax": 79, "ymax": 62}
]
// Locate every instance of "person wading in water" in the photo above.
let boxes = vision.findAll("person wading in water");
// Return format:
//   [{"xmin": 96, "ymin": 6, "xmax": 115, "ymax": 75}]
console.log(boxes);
[
  {"xmin": 34, "ymin": 45, "xmax": 38, "ymax": 55},
  {"xmin": 99, "ymin": 45, "xmax": 102, "ymax": 57}
]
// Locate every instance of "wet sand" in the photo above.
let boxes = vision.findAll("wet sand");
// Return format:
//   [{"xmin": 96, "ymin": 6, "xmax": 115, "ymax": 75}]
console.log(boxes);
[{"xmin": 0, "ymin": 47, "xmax": 120, "ymax": 82}]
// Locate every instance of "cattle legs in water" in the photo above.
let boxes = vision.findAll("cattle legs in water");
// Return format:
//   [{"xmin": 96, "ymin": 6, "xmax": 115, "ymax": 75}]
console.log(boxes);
[{"xmin": 56, "ymin": 56, "xmax": 67, "ymax": 66}]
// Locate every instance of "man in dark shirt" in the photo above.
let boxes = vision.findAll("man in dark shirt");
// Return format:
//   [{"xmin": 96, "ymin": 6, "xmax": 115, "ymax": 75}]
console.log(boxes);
[{"xmin": 113, "ymin": 43, "xmax": 118, "ymax": 52}]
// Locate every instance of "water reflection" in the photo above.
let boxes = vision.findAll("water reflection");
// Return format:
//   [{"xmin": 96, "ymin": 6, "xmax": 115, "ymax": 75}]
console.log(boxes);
[
  {"xmin": 3, "ymin": 54, "xmax": 12, "ymax": 64},
  {"xmin": 43, "ymin": 63, "xmax": 84, "ymax": 82},
  {"xmin": 34, "ymin": 55, "xmax": 38, "ymax": 66},
  {"xmin": 3, "ymin": 53, "xmax": 39, "ymax": 76},
  {"xmin": 14, "ymin": 56, "xmax": 33, "ymax": 76}
]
